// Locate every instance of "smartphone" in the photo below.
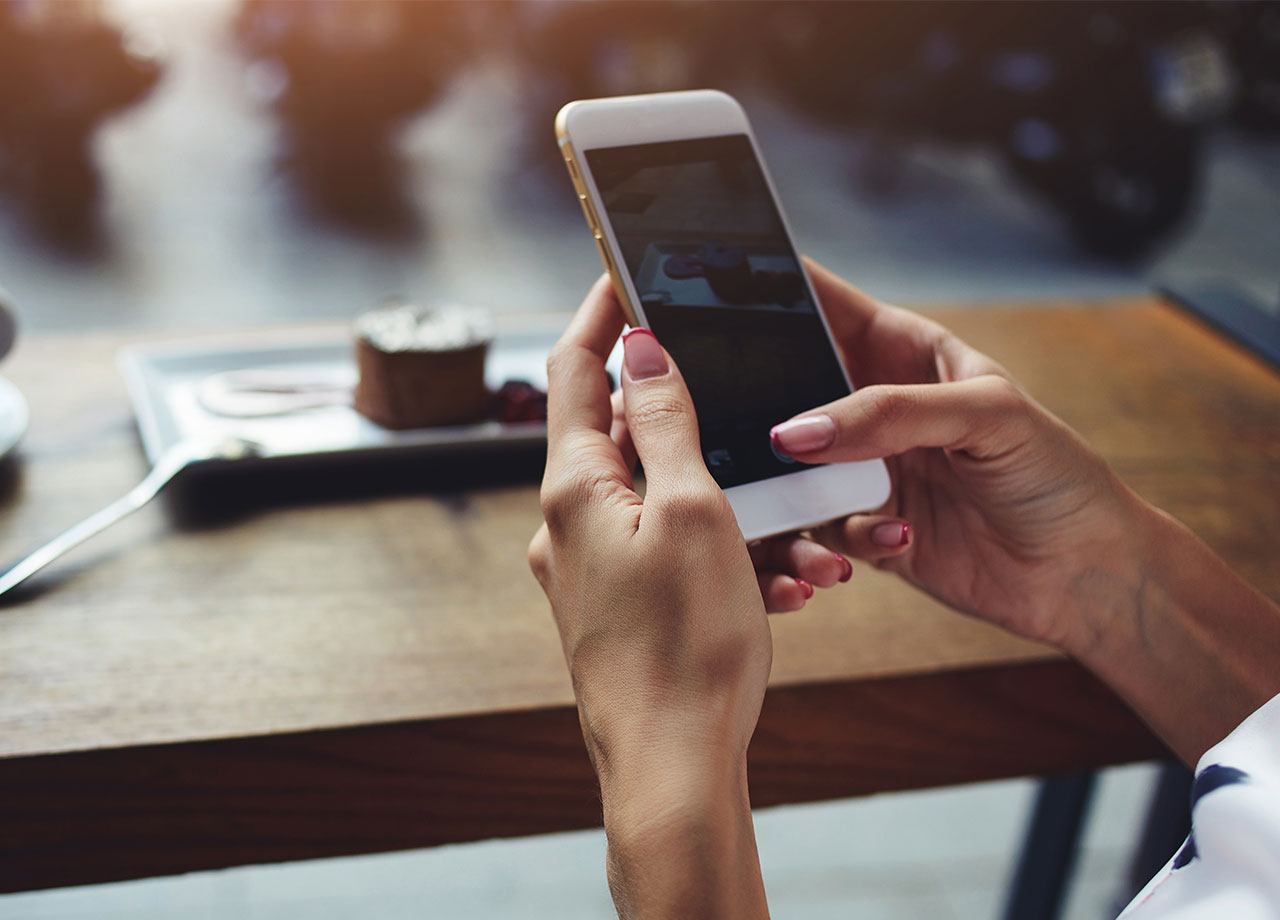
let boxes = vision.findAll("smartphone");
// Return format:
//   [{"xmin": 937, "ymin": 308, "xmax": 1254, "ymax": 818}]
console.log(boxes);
[{"xmin": 556, "ymin": 89, "xmax": 890, "ymax": 541}]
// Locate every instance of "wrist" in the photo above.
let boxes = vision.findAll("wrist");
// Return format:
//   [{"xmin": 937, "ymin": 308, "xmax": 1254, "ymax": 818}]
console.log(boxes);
[
  {"xmin": 1059, "ymin": 494, "xmax": 1280, "ymax": 762},
  {"xmin": 1055, "ymin": 489, "xmax": 1168, "ymax": 664},
  {"xmin": 593, "ymin": 720, "xmax": 752, "ymax": 841},
  {"xmin": 599, "ymin": 754, "xmax": 766, "ymax": 919},
  {"xmin": 598, "ymin": 746, "xmax": 750, "ymax": 829},
  {"xmin": 574, "ymin": 679, "xmax": 760, "ymax": 789}
]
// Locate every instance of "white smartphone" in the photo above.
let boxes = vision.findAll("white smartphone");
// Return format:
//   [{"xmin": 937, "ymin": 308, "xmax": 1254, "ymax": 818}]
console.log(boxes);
[{"xmin": 556, "ymin": 89, "xmax": 890, "ymax": 541}]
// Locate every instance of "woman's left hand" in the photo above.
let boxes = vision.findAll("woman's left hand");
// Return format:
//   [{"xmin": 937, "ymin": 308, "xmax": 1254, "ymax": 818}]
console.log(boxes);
[
  {"xmin": 596, "ymin": 346, "xmax": 854, "ymax": 615},
  {"xmin": 528, "ymin": 276, "xmax": 771, "ymax": 917},
  {"xmin": 529, "ymin": 275, "xmax": 773, "ymax": 778}
]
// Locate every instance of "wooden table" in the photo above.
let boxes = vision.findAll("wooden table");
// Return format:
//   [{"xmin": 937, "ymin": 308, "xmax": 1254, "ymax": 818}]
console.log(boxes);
[{"xmin": 1, "ymin": 296, "xmax": 1276, "ymax": 894}]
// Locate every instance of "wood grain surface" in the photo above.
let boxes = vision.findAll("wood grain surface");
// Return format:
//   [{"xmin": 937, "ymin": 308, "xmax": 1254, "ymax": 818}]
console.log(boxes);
[
  {"xmin": 0, "ymin": 296, "xmax": 1275, "ymax": 891},
  {"xmin": 0, "ymin": 661, "xmax": 1164, "ymax": 894}
]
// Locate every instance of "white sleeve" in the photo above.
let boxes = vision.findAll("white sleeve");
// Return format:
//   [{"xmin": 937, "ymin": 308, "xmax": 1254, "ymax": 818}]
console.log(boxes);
[{"xmin": 1118, "ymin": 692, "xmax": 1280, "ymax": 920}]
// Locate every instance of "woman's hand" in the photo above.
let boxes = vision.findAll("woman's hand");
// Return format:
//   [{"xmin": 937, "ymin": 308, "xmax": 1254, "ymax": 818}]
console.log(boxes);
[
  {"xmin": 772, "ymin": 260, "xmax": 1280, "ymax": 763},
  {"xmin": 529, "ymin": 276, "xmax": 769, "ymax": 919},
  {"xmin": 604, "ymin": 386, "xmax": 849, "ymax": 614},
  {"xmin": 770, "ymin": 259, "xmax": 1142, "ymax": 654}
]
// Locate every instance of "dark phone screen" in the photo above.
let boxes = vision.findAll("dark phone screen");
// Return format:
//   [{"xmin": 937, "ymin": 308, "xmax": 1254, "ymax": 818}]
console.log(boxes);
[{"xmin": 585, "ymin": 134, "xmax": 850, "ymax": 489}]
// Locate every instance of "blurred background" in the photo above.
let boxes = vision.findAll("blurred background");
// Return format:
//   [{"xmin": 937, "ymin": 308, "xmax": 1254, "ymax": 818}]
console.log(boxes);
[
  {"xmin": 1, "ymin": 0, "xmax": 1277, "ymax": 336},
  {"xmin": 0, "ymin": 0, "xmax": 1277, "ymax": 918}
]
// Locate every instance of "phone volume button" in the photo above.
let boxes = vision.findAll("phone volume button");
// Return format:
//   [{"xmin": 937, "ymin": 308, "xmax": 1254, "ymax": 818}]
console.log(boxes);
[
  {"xmin": 595, "ymin": 235, "xmax": 620, "ymax": 277},
  {"xmin": 579, "ymin": 195, "xmax": 602, "ymax": 234},
  {"xmin": 590, "ymin": 238, "xmax": 635, "ymax": 325}
]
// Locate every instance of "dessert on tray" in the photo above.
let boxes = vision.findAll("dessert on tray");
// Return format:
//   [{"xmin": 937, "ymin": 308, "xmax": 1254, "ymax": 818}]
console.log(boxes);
[
  {"xmin": 190, "ymin": 301, "xmax": 552, "ymax": 429},
  {"xmin": 353, "ymin": 302, "xmax": 494, "ymax": 430}
]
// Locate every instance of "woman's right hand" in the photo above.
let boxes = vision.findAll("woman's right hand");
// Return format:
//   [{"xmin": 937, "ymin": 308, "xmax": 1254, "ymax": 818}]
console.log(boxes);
[{"xmin": 770, "ymin": 259, "xmax": 1148, "ymax": 656}]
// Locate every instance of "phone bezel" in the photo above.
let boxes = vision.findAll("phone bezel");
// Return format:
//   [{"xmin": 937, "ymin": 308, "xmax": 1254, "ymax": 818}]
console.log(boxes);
[{"xmin": 557, "ymin": 90, "xmax": 890, "ymax": 540}]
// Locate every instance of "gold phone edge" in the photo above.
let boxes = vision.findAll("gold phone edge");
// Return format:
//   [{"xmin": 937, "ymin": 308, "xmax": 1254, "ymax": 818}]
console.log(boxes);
[{"xmin": 556, "ymin": 118, "xmax": 640, "ymax": 328}]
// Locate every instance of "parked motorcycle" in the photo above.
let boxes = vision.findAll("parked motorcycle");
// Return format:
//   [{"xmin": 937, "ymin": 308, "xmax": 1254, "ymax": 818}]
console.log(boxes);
[{"xmin": 759, "ymin": 0, "xmax": 1237, "ymax": 261}]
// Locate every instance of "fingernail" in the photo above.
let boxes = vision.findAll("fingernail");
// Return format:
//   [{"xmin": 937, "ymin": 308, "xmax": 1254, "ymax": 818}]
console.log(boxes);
[
  {"xmin": 770, "ymin": 415, "xmax": 835, "ymax": 455},
  {"xmin": 871, "ymin": 522, "xmax": 911, "ymax": 548},
  {"xmin": 795, "ymin": 578, "xmax": 814, "ymax": 599},
  {"xmin": 622, "ymin": 327, "xmax": 668, "ymax": 380},
  {"xmin": 833, "ymin": 553, "xmax": 853, "ymax": 583}
]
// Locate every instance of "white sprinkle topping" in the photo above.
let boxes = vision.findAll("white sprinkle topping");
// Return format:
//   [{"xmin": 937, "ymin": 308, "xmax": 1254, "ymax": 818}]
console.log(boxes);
[{"xmin": 355, "ymin": 303, "xmax": 493, "ymax": 353}]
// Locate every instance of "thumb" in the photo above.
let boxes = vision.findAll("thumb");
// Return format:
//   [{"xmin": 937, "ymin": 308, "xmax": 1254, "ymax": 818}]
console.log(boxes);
[
  {"xmin": 619, "ymin": 327, "xmax": 713, "ymax": 497},
  {"xmin": 770, "ymin": 375, "xmax": 1032, "ymax": 462}
]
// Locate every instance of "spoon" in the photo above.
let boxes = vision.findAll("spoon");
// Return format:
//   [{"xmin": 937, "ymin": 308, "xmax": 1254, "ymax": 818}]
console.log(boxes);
[{"xmin": 0, "ymin": 436, "xmax": 259, "ymax": 600}]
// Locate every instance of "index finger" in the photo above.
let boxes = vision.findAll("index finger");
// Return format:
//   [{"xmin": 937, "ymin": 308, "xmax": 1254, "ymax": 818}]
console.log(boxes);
[
  {"xmin": 804, "ymin": 255, "xmax": 962, "ymax": 386},
  {"xmin": 545, "ymin": 274, "xmax": 627, "ymax": 466},
  {"xmin": 803, "ymin": 256, "xmax": 886, "ymax": 344}
]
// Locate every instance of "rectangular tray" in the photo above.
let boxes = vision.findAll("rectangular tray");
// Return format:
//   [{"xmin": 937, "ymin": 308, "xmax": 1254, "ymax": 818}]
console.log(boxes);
[{"xmin": 119, "ymin": 323, "xmax": 620, "ymax": 467}]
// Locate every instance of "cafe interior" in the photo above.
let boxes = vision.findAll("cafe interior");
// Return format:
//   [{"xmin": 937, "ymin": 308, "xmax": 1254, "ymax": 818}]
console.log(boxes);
[{"xmin": 0, "ymin": 1, "xmax": 1277, "ymax": 918}]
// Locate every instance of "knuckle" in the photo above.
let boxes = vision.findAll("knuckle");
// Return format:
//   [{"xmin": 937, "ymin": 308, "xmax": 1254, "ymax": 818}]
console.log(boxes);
[
  {"xmin": 539, "ymin": 469, "xmax": 616, "ymax": 533},
  {"xmin": 858, "ymin": 385, "xmax": 914, "ymax": 431},
  {"xmin": 538, "ymin": 479, "xmax": 573, "ymax": 532},
  {"xmin": 921, "ymin": 317, "xmax": 957, "ymax": 352},
  {"xmin": 544, "ymin": 342, "xmax": 578, "ymax": 382},
  {"xmin": 538, "ymin": 480, "xmax": 577, "ymax": 533},
  {"xmin": 627, "ymin": 391, "xmax": 690, "ymax": 435},
  {"xmin": 976, "ymin": 374, "xmax": 1026, "ymax": 416},
  {"xmin": 527, "ymin": 528, "xmax": 551, "ymax": 582},
  {"xmin": 658, "ymin": 484, "xmax": 731, "ymax": 532},
  {"xmin": 973, "ymin": 375, "xmax": 1037, "ymax": 448}
]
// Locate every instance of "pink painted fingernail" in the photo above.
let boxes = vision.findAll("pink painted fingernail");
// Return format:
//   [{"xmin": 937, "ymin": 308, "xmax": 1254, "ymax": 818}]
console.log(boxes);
[
  {"xmin": 622, "ymin": 327, "xmax": 668, "ymax": 380},
  {"xmin": 833, "ymin": 553, "xmax": 853, "ymax": 583},
  {"xmin": 795, "ymin": 578, "xmax": 814, "ymax": 599},
  {"xmin": 871, "ymin": 522, "xmax": 911, "ymax": 548},
  {"xmin": 770, "ymin": 415, "xmax": 836, "ymax": 455}
]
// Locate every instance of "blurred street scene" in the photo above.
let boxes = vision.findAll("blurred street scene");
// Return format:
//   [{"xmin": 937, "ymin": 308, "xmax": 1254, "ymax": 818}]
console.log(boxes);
[{"xmin": 1, "ymin": 0, "xmax": 1277, "ymax": 334}]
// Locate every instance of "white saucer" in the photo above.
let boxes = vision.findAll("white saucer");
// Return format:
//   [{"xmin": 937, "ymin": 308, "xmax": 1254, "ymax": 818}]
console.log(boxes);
[{"xmin": 0, "ymin": 376, "xmax": 28, "ymax": 460}]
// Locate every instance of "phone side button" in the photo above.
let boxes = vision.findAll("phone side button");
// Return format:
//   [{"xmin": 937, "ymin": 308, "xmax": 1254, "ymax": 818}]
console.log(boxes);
[
  {"xmin": 593, "ymin": 238, "xmax": 638, "ymax": 325},
  {"xmin": 580, "ymin": 195, "xmax": 603, "ymax": 233},
  {"xmin": 597, "ymin": 237, "xmax": 622, "ymax": 279}
]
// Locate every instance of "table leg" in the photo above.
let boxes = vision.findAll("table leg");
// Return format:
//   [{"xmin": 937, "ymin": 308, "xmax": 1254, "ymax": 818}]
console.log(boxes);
[
  {"xmin": 1002, "ymin": 771, "xmax": 1097, "ymax": 920},
  {"xmin": 1116, "ymin": 761, "xmax": 1192, "ymax": 911}
]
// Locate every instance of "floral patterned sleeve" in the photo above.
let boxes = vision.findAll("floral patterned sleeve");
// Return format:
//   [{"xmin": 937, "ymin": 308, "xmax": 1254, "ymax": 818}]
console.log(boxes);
[{"xmin": 1119, "ymin": 692, "xmax": 1280, "ymax": 919}]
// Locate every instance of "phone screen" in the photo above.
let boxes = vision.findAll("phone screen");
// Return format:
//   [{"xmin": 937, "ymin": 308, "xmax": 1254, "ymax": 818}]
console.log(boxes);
[{"xmin": 586, "ymin": 134, "xmax": 850, "ymax": 489}]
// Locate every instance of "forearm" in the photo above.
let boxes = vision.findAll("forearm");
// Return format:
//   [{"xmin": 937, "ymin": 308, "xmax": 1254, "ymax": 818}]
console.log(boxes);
[
  {"xmin": 596, "ymin": 751, "xmax": 768, "ymax": 920},
  {"xmin": 1065, "ymin": 497, "xmax": 1280, "ymax": 764}
]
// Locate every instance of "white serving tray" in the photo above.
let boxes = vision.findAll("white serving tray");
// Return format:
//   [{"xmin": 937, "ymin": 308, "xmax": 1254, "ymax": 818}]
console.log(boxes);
[{"xmin": 119, "ymin": 323, "xmax": 621, "ymax": 467}]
